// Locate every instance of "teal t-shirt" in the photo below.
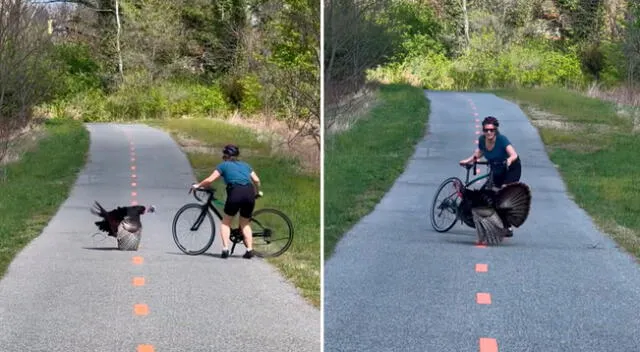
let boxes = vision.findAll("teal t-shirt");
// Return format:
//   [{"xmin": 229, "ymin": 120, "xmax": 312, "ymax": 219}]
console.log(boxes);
[
  {"xmin": 478, "ymin": 133, "xmax": 511, "ymax": 162},
  {"xmin": 216, "ymin": 160, "xmax": 252, "ymax": 185}
]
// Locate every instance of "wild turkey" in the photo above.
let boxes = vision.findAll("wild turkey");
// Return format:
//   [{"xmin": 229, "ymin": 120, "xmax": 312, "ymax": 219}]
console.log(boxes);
[
  {"xmin": 462, "ymin": 182, "xmax": 532, "ymax": 245},
  {"xmin": 90, "ymin": 201, "xmax": 155, "ymax": 250}
]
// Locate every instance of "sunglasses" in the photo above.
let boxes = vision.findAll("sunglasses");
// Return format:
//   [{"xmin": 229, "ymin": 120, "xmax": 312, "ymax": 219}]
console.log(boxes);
[{"xmin": 483, "ymin": 128, "xmax": 496, "ymax": 133}]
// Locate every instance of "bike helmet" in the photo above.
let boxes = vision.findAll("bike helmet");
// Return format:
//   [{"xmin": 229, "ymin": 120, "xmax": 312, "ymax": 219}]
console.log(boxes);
[
  {"xmin": 222, "ymin": 144, "xmax": 239, "ymax": 157},
  {"xmin": 482, "ymin": 116, "xmax": 499, "ymax": 127}
]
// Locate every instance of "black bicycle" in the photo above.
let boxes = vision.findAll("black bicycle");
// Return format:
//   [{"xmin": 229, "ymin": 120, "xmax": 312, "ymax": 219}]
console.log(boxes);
[
  {"xmin": 430, "ymin": 158, "xmax": 504, "ymax": 232},
  {"xmin": 172, "ymin": 186, "xmax": 294, "ymax": 258}
]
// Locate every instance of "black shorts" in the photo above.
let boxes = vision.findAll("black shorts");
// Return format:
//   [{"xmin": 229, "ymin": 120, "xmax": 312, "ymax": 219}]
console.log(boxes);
[
  {"xmin": 224, "ymin": 184, "xmax": 255, "ymax": 218},
  {"xmin": 491, "ymin": 157, "xmax": 522, "ymax": 188}
]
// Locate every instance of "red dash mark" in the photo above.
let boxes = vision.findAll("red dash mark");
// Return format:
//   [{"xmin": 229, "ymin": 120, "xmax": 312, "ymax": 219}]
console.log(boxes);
[
  {"xmin": 475, "ymin": 264, "xmax": 488, "ymax": 272},
  {"xmin": 134, "ymin": 304, "xmax": 149, "ymax": 315},
  {"xmin": 476, "ymin": 293, "xmax": 492, "ymax": 304},
  {"xmin": 479, "ymin": 338, "xmax": 498, "ymax": 352},
  {"xmin": 137, "ymin": 345, "xmax": 155, "ymax": 352}
]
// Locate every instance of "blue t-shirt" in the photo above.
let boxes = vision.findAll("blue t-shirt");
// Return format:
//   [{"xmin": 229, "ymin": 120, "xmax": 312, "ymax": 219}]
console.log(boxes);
[
  {"xmin": 478, "ymin": 133, "xmax": 511, "ymax": 162},
  {"xmin": 216, "ymin": 160, "xmax": 253, "ymax": 185}
]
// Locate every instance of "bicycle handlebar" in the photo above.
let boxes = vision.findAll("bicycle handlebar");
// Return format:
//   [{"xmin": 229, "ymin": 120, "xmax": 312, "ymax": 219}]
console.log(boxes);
[
  {"xmin": 460, "ymin": 158, "xmax": 507, "ymax": 176},
  {"xmin": 189, "ymin": 185, "xmax": 263, "ymax": 202}
]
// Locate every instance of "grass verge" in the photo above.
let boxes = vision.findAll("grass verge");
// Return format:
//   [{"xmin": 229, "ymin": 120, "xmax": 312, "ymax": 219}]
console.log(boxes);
[
  {"xmin": 146, "ymin": 118, "xmax": 321, "ymax": 307},
  {"xmin": 324, "ymin": 83, "xmax": 431, "ymax": 259},
  {"xmin": 493, "ymin": 87, "xmax": 640, "ymax": 257},
  {"xmin": 0, "ymin": 119, "xmax": 89, "ymax": 278}
]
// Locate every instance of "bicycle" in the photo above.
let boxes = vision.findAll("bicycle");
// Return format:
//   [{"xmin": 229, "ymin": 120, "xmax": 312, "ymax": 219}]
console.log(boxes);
[
  {"xmin": 171, "ymin": 186, "xmax": 294, "ymax": 258},
  {"xmin": 430, "ymin": 158, "xmax": 504, "ymax": 233}
]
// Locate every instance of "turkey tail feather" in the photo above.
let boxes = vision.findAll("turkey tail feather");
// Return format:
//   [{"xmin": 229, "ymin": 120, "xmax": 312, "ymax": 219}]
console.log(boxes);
[
  {"xmin": 471, "ymin": 207, "xmax": 510, "ymax": 245},
  {"xmin": 90, "ymin": 201, "xmax": 108, "ymax": 218},
  {"xmin": 495, "ymin": 182, "xmax": 532, "ymax": 228}
]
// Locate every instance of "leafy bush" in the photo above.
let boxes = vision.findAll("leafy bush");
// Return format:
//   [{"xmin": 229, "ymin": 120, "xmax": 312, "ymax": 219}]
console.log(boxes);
[
  {"xmin": 165, "ymin": 82, "xmax": 229, "ymax": 117},
  {"xmin": 220, "ymin": 74, "xmax": 264, "ymax": 113},
  {"xmin": 48, "ymin": 79, "xmax": 231, "ymax": 122},
  {"xmin": 49, "ymin": 43, "xmax": 102, "ymax": 98},
  {"xmin": 369, "ymin": 38, "xmax": 587, "ymax": 91}
]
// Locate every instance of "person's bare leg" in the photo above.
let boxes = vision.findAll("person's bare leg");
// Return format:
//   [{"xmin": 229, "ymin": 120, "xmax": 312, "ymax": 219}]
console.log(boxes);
[
  {"xmin": 220, "ymin": 214, "xmax": 233, "ymax": 257},
  {"xmin": 239, "ymin": 216, "xmax": 253, "ymax": 258}
]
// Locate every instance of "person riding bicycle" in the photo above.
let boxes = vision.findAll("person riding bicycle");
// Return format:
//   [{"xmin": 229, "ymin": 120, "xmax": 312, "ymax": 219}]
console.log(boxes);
[
  {"xmin": 459, "ymin": 116, "xmax": 521, "ymax": 236},
  {"xmin": 191, "ymin": 144, "xmax": 263, "ymax": 259}
]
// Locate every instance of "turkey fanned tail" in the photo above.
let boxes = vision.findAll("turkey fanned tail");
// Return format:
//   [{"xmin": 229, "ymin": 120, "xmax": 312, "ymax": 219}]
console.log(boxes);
[{"xmin": 494, "ymin": 182, "xmax": 532, "ymax": 228}]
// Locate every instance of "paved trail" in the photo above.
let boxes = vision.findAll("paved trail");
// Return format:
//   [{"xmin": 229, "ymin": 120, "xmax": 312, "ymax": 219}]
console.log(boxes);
[
  {"xmin": 324, "ymin": 91, "xmax": 640, "ymax": 352},
  {"xmin": 0, "ymin": 123, "xmax": 319, "ymax": 352}
]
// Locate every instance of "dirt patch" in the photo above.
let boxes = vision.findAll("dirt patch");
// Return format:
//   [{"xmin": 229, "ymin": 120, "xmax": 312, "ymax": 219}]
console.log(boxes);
[
  {"xmin": 525, "ymin": 106, "xmax": 614, "ymax": 133},
  {"xmin": 171, "ymin": 114, "xmax": 319, "ymax": 174},
  {"xmin": 173, "ymin": 132, "xmax": 266, "ymax": 157},
  {"xmin": 325, "ymin": 85, "xmax": 379, "ymax": 135},
  {"xmin": 0, "ymin": 120, "xmax": 47, "ymax": 167},
  {"xmin": 223, "ymin": 112, "xmax": 319, "ymax": 174},
  {"xmin": 584, "ymin": 84, "xmax": 640, "ymax": 133}
]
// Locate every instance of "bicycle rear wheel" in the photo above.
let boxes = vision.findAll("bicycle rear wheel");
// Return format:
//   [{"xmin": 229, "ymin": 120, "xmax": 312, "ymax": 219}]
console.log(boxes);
[
  {"xmin": 172, "ymin": 203, "xmax": 216, "ymax": 255},
  {"xmin": 250, "ymin": 208, "xmax": 294, "ymax": 258},
  {"xmin": 430, "ymin": 177, "xmax": 464, "ymax": 232}
]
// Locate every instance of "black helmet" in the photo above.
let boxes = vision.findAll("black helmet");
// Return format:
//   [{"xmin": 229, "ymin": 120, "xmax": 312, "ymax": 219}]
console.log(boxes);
[
  {"xmin": 222, "ymin": 144, "xmax": 239, "ymax": 157},
  {"xmin": 482, "ymin": 116, "xmax": 499, "ymax": 127}
]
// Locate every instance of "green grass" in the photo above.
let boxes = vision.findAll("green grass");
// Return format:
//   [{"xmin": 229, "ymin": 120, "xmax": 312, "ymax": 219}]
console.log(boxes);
[
  {"xmin": 492, "ymin": 87, "xmax": 640, "ymax": 257},
  {"xmin": 0, "ymin": 119, "xmax": 89, "ymax": 277},
  {"xmin": 324, "ymin": 83, "xmax": 431, "ymax": 259},
  {"xmin": 147, "ymin": 118, "xmax": 321, "ymax": 307}
]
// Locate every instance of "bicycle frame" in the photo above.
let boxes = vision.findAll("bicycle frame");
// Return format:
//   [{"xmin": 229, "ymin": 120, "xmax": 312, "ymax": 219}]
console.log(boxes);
[
  {"xmin": 462, "ymin": 159, "xmax": 491, "ymax": 189},
  {"xmin": 189, "ymin": 188, "xmax": 225, "ymax": 231}
]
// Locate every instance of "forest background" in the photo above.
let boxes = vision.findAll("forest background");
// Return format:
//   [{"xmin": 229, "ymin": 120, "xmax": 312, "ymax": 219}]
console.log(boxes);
[
  {"xmin": 0, "ymin": 0, "xmax": 320, "ymax": 168},
  {"xmin": 325, "ymin": 0, "xmax": 640, "ymax": 128}
]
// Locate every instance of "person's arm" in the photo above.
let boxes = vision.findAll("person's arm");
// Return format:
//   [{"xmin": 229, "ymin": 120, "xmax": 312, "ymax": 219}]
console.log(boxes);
[
  {"xmin": 194, "ymin": 169, "xmax": 221, "ymax": 189},
  {"xmin": 505, "ymin": 145, "xmax": 518, "ymax": 167},
  {"xmin": 250, "ymin": 171, "xmax": 262, "ymax": 195},
  {"xmin": 460, "ymin": 148, "xmax": 483, "ymax": 165}
]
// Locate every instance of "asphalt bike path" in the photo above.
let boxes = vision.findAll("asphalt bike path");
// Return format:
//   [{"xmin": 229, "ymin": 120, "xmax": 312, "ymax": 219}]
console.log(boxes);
[
  {"xmin": 0, "ymin": 123, "xmax": 319, "ymax": 352},
  {"xmin": 323, "ymin": 91, "xmax": 640, "ymax": 352}
]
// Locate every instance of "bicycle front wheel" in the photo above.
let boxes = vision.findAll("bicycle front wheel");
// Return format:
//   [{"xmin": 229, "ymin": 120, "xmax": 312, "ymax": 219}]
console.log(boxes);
[
  {"xmin": 172, "ymin": 203, "xmax": 216, "ymax": 255},
  {"xmin": 249, "ymin": 208, "xmax": 294, "ymax": 258},
  {"xmin": 430, "ymin": 177, "xmax": 464, "ymax": 232}
]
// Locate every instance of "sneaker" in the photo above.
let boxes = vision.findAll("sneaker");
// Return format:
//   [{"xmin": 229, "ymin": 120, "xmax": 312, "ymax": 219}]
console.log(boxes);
[
  {"xmin": 221, "ymin": 249, "xmax": 229, "ymax": 259},
  {"xmin": 243, "ymin": 250, "xmax": 254, "ymax": 259}
]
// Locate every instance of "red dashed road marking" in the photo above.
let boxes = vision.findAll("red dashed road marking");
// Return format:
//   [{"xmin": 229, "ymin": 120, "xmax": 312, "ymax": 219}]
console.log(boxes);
[
  {"xmin": 479, "ymin": 338, "xmax": 498, "ymax": 352},
  {"xmin": 134, "ymin": 304, "xmax": 149, "ymax": 316},
  {"xmin": 476, "ymin": 293, "xmax": 492, "ymax": 305}
]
